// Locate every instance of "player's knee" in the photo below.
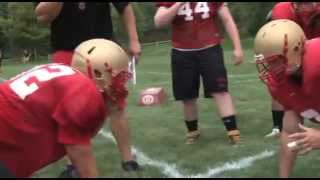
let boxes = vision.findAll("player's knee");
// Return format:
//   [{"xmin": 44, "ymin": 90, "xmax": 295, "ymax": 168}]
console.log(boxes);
[
  {"xmin": 212, "ymin": 91, "xmax": 230, "ymax": 99},
  {"xmin": 271, "ymin": 99, "xmax": 284, "ymax": 110},
  {"xmin": 182, "ymin": 99, "xmax": 197, "ymax": 106}
]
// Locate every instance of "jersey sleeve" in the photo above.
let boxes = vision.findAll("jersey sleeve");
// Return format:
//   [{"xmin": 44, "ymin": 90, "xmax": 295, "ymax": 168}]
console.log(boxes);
[
  {"xmin": 266, "ymin": 81, "xmax": 294, "ymax": 111},
  {"xmin": 210, "ymin": 2, "xmax": 225, "ymax": 15},
  {"xmin": 112, "ymin": 2, "xmax": 129, "ymax": 14},
  {"xmin": 155, "ymin": 2, "xmax": 174, "ymax": 8},
  {"xmin": 214, "ymin": 2, "xmax": 225, "ymax": 9},
  {"xmin": 303, "ymin": 39, "xmax": 320, "ymax": 96},
  {"xmin": 53, "ymin": 79, "xmax": 106, "ymax": 145},
  {"xmin": 53, "ymin": 3, "xmax": 69, "ymax": 23}
]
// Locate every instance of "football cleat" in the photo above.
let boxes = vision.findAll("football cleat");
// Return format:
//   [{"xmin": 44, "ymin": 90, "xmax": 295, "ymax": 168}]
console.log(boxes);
[
  {"xmin": 227, "ymin": 130, "xmax": 241, "ymax": 145},
  {"xmin": 186, "ymin": 130, "xmax": 200, "ymax": 145},
  {"xmin": 265, "ymin": 128, "xmax": 280, "ymax": 138}
]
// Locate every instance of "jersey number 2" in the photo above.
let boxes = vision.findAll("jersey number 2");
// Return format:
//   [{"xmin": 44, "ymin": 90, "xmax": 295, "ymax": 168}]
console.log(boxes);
[
  {"xmin": 10, "ymin": 64, "xmax": 75, "ymax": 99},
  {"xmin": 177, "ymin": 2, "xmax": 210, "ymax": 21}
]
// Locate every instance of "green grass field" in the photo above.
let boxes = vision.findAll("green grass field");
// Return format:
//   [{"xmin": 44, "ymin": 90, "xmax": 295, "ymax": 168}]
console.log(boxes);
[{"xmin": 1, "ymin": 42, "xmax": 320, "ymax": 178}]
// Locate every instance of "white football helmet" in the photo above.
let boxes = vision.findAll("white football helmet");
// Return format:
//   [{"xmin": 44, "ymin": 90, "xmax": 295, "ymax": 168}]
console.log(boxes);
[
  {"xmin": 71, "ymin": 38, "xmax": 130, "ymax": 92},
  {"xmin": 254, "ymin": 19, "xmax": 306, "ymax": 83}
]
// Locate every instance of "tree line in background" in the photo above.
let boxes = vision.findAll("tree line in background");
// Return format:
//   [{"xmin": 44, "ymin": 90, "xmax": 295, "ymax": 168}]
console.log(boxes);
[{"xmin": 0, "ymin": 2, "xmax": 275, "ymax": 59}]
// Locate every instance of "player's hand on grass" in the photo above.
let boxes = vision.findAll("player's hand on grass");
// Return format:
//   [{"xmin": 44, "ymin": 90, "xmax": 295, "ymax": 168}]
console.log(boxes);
[{"xmin": 289, "ymin": 124, "xmax": 320, "ymax": 155}]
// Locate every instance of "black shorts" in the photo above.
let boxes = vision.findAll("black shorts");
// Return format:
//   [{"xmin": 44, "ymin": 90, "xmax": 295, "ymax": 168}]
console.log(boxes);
[{"xmin": 171, "ymin": 45, "xmax": 228, "ymax": 101}]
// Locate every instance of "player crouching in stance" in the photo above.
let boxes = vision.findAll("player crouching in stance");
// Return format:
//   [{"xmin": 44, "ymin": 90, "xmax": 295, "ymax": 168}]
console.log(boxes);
[
  {"xmin": 254, "ymin": 19, "xmax": 320, "ymax": 177},
  {"xmin": 264, "ymin": 2, "xmax": 320, "ymax": 138},
  {"xmin": 0, "ymin": 39, "xmax": 131, "ymax": 178}
]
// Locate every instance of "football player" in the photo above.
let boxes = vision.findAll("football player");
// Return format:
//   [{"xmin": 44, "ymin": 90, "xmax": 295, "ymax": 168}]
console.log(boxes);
[
  {"xmin": 272, "ymin": 2, "xmax": 320, "ymax": 39},
  {"xmin": 154, "ymin": 2, "xmax": 244, "ymax": 145},
  {"xmin": 264, "ymin": 2, "xmax": 320, "ymax": 138},
  {"xmin": 0, "ymin": 39, "xmax": 130, "ymax": 178},
  {"xmin": 35, "ymin": 2, "xmax": 142, "ymax": 175},
  {"xmin": 254, "ymin": 19, "xmax": 320, "ymax": 177}
]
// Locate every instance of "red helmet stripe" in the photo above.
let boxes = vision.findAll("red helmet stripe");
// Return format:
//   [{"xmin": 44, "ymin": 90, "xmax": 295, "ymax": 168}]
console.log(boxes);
[
  {"xmin": 283, "ymin": 34, "xmax": 289, "ymax": 56},
  {"xmin": 86, "ymin": 58, "xmax": 93, "ymax": 79}
]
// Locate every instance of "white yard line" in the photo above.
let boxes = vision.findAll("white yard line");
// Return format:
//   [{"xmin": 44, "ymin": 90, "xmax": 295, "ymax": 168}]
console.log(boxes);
[
  {"xmin": 98, "ymin": 130, "xmax": 185, "ymax": 178},
  {"xmin": 189, "ymin": 150, "xmax": 275, "ymax": 178},
  {"xmin": 99, "ymin": 130, "xmax": 274, "ymax": 178}
]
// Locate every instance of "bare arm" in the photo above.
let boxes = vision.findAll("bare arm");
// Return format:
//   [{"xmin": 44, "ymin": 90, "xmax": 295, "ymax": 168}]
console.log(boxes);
[
  {"xmin": 279, "ymin": 110, "xmax": 302, "ymax": 178},
  {"xmin": 218, "ymin": 4, "xmax": 244, "ymax": 65},
  {"xmin": 65, "ymin": 144, "xmax": 98, "ymax": 178},
  {"xmin": 120, "ymin": 4, "xmax": 141, "ymax": 59},
  {"xmin": 154, "ymin": 2, "xmax": 185, "ymax": 29},
  {"xmin": 34, "ymin": 2, "xmax": 63, "ymax": 24}
]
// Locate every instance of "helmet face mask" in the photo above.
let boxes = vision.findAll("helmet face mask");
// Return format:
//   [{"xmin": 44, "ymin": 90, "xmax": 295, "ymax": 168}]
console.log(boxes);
[
  {"xmin": 255, "ymin": 54, "xmax": 288, "ymax": 84},
  {"xmin": 106, "ymin": 71, "xmax": 131, "ymax": 103},
  {"xmin": 254, "ymin": 20, "xmax": 306, "ymax": 85}
]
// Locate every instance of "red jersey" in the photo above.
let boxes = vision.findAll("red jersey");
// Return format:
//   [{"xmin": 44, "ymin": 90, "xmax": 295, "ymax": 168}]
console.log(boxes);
[
  {"xmin": 52, "ymin": 50, "xmax": 74, "ymax": 65},
  {"xmin": 156, "ymin": 2, "xmax": 224, "ymax": 49},
  {"xmin": 0, "ymin": 63, "xmax": 106, "ymax": 177},
  {"xmin": 267, "ymin": 38, "xmax": 320, "ymax": 120},
  {"xmin": 272, "ymin": 2, "xmax": 320, "ymax": 39}
]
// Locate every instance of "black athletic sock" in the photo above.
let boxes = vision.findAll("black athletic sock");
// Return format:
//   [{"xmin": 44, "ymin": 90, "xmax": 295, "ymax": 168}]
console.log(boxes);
[
  {"xmin": 272, "ymin": 110, "xmax": 284, "ymax": 131},
  {"xmin": 185, "ymin": 119, "xmax": 198, "ymax": 132},
  {"xmin": 222, "ymin": 115, "xmax": 237, "ymax": 131}
]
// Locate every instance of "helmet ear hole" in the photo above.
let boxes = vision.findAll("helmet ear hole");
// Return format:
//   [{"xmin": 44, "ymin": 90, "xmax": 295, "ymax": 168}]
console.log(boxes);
[{"xmin": 94, "ymin": 69, "xmax": 102, "ymax": 78}]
